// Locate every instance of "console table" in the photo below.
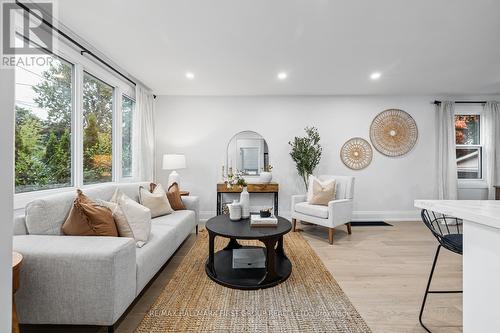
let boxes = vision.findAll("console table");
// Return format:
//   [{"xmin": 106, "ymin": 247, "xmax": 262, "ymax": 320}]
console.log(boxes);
[{"xmin": 216, "ymin": 182, "xmax": 279, "ymax": 216}]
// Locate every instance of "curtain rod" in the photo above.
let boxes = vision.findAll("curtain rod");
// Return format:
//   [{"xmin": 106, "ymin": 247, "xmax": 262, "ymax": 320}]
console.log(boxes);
[
  {"xmin": 15, "ymin": 1, "xmax": 137, "ymax": 87},
  {"xmin": 433, "ymin": 100, "xmax": 486, "ymax": 105}
]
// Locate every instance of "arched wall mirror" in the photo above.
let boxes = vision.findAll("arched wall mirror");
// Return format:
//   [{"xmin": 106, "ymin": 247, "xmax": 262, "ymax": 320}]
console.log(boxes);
[{"xmin": 226, "ymin": 130, "xmax": 269, "ymax": 176}]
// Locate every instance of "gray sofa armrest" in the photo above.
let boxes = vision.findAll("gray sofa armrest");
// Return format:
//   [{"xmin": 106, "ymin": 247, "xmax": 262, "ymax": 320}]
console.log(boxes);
[
  {"xmin": 13, "ymin": 235, "xmax": 136, "ymax": 326},
  {"xmin": 182, "ymin": 195, "xmax": 199, "ymax": 224}
]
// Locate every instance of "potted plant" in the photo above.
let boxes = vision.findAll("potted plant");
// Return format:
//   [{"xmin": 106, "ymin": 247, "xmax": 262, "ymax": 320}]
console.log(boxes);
[
  {"xmin": 260, "ymin": 164, "xmax": 273, "ymax": 183},
  {"xmin": 289, "ymin": 126, "xmax": 322, "ymax": 190}
]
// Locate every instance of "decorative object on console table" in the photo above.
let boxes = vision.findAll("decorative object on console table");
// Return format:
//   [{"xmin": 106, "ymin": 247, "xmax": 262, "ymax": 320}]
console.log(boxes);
[
  {"xmin": 260, "ymin": 164, "xmax": 273, "ymax": 183},
  {"xmin": 370, "ymin": 109, "xmax": 418, "ymax": 157},
  {"xmin": 12, "ymin": 252, "xmax": 23, "ymax": 333},
  {"xmin": 217, "ymin": 182, "xmax": 279, "ymax": 217},
  {"xmin": 495, "ymin": 186, "xmax": 500, "ymax": 200},
  {"xmin": 239, "ymin": 186, "xmax": 250, "ymax": 218},
  {"xmin": 162, "ymin": 154, "xmax": 186, "ymax": 187}
]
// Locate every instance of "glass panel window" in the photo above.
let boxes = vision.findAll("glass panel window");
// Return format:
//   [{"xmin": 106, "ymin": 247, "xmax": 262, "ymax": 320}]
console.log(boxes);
[
  {"xmin": 15, "ymin": 56, "xmax": 73, "ymax": 193},
  {"xmin": 456, "ymin": 147, "xmax": 482, "ymax": 179},
  {"xmin": 83, "ymin": 72, "xmax": 114, "ymax": 184},
  {"xmin": 455, "ymin": 115, "xmax": 480, "ymax": 145},
  {"xmin": 122, "ymin": 96, "xmax": 134, "ymax": 178},
  {"xmin": 455, "ymin": 114, "xmax": 482, "ymax": 179}
]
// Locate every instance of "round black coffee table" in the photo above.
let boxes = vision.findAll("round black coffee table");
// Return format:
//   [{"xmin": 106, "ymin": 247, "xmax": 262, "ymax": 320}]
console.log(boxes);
[{"xmin": 205, "ymin": 214, "xmax": 292, "ymax": 290}]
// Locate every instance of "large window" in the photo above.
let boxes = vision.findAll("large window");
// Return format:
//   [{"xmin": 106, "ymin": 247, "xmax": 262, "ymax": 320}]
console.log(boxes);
[
  {"xmin": 14, "ymin": 37, "xmax": 136, "ymax": 202},
  {"xmin": 122, "ymin": 95, "xmax": 134, "ymax": 178},
  {"xmin": 15, "ymin": 57, "xmax": 73, "ymax": 193},
  {"xmin": 455, "ymin": 114, "xmax": 482, "ymax": 179},
  {"xmin": 83, "ymin": 73, "xmax": 114, "ymax": 184}
]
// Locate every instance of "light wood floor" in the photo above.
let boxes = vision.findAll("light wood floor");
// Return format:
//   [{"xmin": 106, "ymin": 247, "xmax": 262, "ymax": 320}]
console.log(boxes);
[
  {"xmin": 21, "ymin": 221, "xmax": 462, "ymax": 333},
  {"xmin": 299, "ymin": 221, "xmax": 462, "ymax": 333}
]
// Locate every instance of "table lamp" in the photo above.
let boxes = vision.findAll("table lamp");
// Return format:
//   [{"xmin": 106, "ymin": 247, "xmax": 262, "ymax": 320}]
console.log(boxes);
[{"xmin": 162, "ymin": 154, "xmax": 186, "ymax": 187}]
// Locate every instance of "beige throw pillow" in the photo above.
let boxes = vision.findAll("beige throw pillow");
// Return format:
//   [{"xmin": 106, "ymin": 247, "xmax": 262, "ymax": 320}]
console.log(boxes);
[
  {"xmin": 110, "ymin": 189, "xmax": 152, "ymax": 248},
  {"xmin": 308, "ymin": 178, "xmax": 336, "ymax": 206},
  {"xmin": 139, "ymin": 184, "xmax": 173, "ymax": 218},
  {"xmin": 96, "ymin": 199, "xmax": 134, "ymax": 238}
]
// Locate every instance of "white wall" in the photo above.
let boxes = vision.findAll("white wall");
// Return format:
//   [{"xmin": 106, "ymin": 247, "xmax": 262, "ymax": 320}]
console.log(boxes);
[
  {"xmin": 0, "ymin": 69, "xmax": 14, "ymax": 331},
  {"xmin": 155, "ymin": 95, "xmax": 445, "ymax": 221}
]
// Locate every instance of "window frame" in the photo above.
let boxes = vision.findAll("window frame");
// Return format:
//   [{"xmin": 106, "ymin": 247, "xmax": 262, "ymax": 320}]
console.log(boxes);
[
  {"xmin": 454, "ymin": 105, "xmax": 487, "ymax": 188},
  {"xmin": 121, "ymin": 94, "xmax": 135, "ymax": 179},
  {"xmin": 14, "ymin": 36, "xmax": 137, "ymax": 209}
]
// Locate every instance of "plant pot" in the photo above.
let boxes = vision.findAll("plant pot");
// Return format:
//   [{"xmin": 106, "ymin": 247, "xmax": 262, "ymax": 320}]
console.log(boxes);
[{"xmin": 260, "ymin": 171, "xmax": 272, "ymax": 183}]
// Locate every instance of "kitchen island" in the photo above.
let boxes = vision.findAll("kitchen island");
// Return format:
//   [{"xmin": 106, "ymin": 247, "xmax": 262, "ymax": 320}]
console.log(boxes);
[{"xmin": 414, "ymin": 200, "xmax": 500, "ymax": 333}]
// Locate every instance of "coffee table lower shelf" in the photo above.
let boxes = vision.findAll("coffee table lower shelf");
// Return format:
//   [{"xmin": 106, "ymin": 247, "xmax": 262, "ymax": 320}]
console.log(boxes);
[{"xmin": 205, "ymin": 245, "xmax": 292, "ymax": 290}]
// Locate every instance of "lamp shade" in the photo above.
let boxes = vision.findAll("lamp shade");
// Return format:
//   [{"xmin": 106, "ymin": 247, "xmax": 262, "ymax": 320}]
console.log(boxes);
[{"xmin": 162, "ymin": 154, "xmax": 186, "ymax": 170}]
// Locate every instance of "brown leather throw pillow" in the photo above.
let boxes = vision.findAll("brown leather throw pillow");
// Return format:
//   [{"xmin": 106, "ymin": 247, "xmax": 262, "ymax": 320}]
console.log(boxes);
[
  {"xmin": 62, "ymin": 189, "xmax": 118, "ymax": 236},
  {"xmin": 150, "ymin": 182, "xmax": 186, "ymax": 211},
  {"xmin": 167, "ymin": 183, "xmax": 186, "ymax": 210}
]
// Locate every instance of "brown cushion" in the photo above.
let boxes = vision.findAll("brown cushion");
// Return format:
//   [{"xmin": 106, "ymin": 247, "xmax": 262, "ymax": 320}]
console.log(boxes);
[
  {"xmin": 308, "ymin": 179, "xmax": 336, "ymax": 206},
  {"xmin": 167, "ymin": 183, "xmax": 186, "ymax": 210},
  {"xmin": 150, "ymin": 182, "xmax": 186, "ymax": 211},
  {"xmin": 62, "ymin": 189, "xmax": 118, "ymax": 236}
]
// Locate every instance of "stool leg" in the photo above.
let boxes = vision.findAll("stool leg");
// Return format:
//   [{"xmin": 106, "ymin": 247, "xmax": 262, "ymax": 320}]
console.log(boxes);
[{"xmin": 419, "ymin": 245, "xmax": 441, "ymax": 333}]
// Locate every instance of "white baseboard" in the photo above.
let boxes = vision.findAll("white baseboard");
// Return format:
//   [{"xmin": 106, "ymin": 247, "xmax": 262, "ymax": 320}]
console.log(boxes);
[
  {"xmin": 199, "ymin": 210, "xmax": 420, "ymax": 223},
  {"xmin": 351, "ymin": 210, "xmax": 420, "ymax": 222}
]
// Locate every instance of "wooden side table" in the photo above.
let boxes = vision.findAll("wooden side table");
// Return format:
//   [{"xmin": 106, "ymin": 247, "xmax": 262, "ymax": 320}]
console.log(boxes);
[
  {"xmin": 216, "ymin": 182, "xmax": 279, "ymax": 216},
  {"xmin": 180, "ymin": 191, "xmax": 190, "ymax": 196},
  {"xmin": 495, "ymin": 186, "xmax": 500, "ymax": 200},
  {"xmin": 12, "ymin": 252, "xmax": 23, "ymax": 333}
]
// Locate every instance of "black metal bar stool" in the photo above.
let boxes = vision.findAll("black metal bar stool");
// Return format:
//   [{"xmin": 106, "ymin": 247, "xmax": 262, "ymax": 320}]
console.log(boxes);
[{"xmin": 419, "ymin": 209, "xmax": 463, "ymax": 333}]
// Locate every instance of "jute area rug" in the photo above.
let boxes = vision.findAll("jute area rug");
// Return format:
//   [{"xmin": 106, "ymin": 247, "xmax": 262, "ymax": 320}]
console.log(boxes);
[{"xmin": 135, "ymin": 230, "xmax": 371, "ymax": 333}]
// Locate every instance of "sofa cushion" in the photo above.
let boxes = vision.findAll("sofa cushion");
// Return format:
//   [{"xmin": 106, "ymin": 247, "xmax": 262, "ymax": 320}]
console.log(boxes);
[
  {"xmin": 24, "ymin": 183, "xmax": 151, "ymax": 235},
  {"xmin": 135, "ymin": 210, "xmax": 195, "ymax": 295},
  {"xmin": 25, "ymin": 184, "xmax": 116, "ymax": 235},
  {"xmin": 115, "ymin": 189, "xmax": 151, "ymax": 247},
  {"xmin": 139, "ymin": 184, "xmax": 173, "ymax": 218},
  {"xmin": 62, "ymin": 190, "xmax": 118, "ymax": 237},
  {"xmin": 295, "ymin": 202, "xmax": 329, "ymax": 219},
  {"xmin": 167, "ymin": 183, "xmax": 186, "ymax": 210}
]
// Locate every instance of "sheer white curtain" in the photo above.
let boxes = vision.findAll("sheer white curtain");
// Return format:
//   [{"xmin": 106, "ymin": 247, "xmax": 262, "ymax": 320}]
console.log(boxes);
[
  {"xmin": 133, "ymin": 85, "xmax": 155, "ymax": 181},
  {"xmin": 483, "ymin": 101, "xmax": 500, "ymax": 199},
  {"xmin": 436, "ymin": 101, "xmax": 458, "ymax": 199}
]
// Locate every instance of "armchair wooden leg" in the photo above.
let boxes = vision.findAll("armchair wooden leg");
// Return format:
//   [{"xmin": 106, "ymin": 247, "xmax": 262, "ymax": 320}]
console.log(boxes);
[
  {"xmin": 292, "ymin": 218, "xmax": 297, "ymax": 232},
  {"xmin": 347, "ymin": 222, "xmax": 352, "ymax": 235},
  {"xmin": 328, "ymin": 228, "xmax": 335, "ymax": 245}
]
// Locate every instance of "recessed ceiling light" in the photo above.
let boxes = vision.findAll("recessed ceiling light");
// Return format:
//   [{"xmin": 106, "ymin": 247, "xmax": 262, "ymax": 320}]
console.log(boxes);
[
  {"xmin": 277, "ymin": 72, "xmax": 288, "ymax": 80},
  {"xmin": 185, "ymin": 72, "xmax": 195, "ymax": 80},
  {"xmin": 370, "ymin": 72, "xmax": 382, "ymax": 80}
]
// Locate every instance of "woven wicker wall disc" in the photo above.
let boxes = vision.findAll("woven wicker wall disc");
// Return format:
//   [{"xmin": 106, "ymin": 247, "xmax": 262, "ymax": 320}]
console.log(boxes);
[
  {"xmin": 369, "ymin": 109, "xmax": 418, "ymax": 157},
  {"xmin": 340, "ymin": 137, "xmax": 373, "ymax": 170}
]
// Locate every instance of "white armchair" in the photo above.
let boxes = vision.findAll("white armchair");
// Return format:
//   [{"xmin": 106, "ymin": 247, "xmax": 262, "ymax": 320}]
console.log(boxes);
[{"xmin": 291, "ymin": 175, "xmax": 355, "ymax": 244}]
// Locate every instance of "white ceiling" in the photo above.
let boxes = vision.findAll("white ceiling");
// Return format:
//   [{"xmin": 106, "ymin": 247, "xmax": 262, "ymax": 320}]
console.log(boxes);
[{"xmin": 56, "ymin": 0, "xmax": 500, "ymax": 96}]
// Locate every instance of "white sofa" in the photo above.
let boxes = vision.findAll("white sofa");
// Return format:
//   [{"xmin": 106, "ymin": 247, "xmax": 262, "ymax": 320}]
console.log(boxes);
[
  {"xmin": 12, "ymin": 182, "xmax": 199, "ymax": 331},
  {"xmin": 291, "ymin": 175, "xmax": 354, "ymax": 244}
]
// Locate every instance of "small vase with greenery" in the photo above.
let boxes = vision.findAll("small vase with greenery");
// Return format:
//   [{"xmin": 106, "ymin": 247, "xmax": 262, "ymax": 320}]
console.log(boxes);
[{"xmin": 289, "ymin": 126, "xmax": 322, "ymax": 190}]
